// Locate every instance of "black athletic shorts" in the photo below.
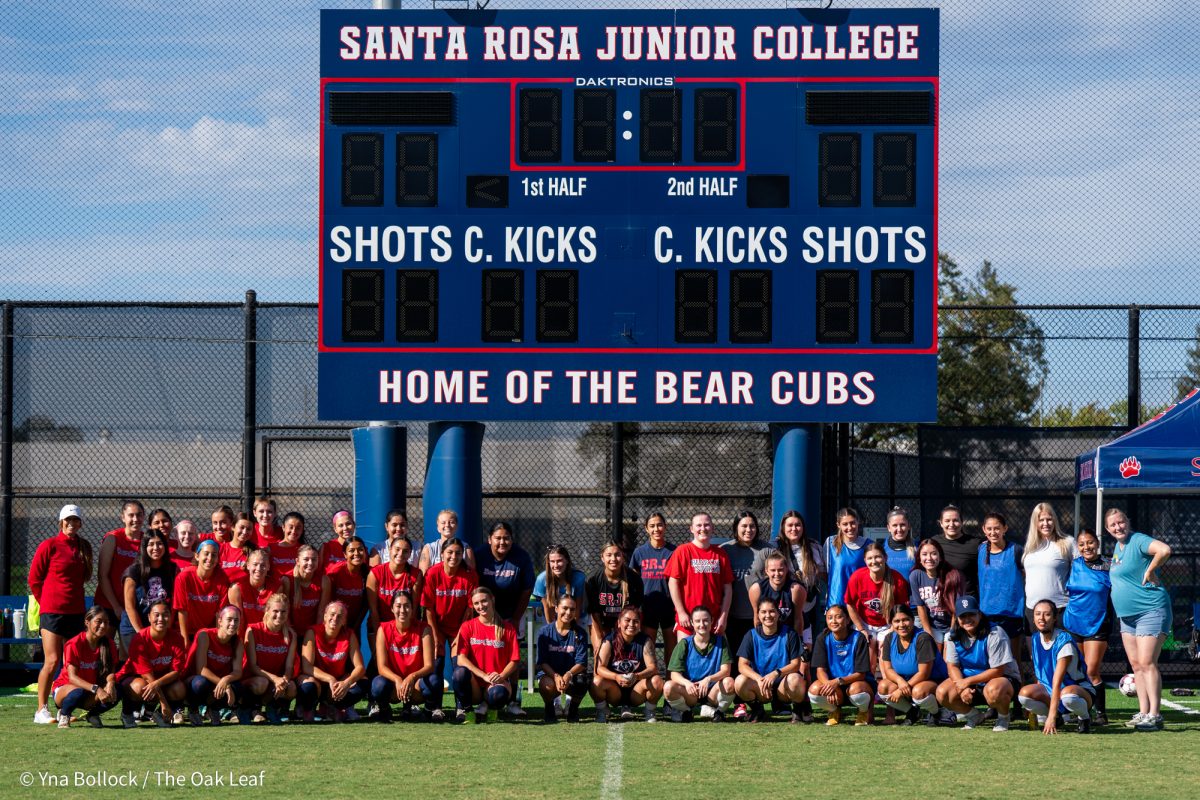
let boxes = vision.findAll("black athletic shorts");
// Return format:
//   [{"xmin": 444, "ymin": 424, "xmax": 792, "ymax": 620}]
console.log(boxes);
[
  {"xmin": 39, "ymin": 612, "xmax": 85, "ymax": 638},
  {"xmin": 965, "ymin": 676, "xmax": 1022, "ymax": 707},
  {"xmin": 642, "ymin": 595, "xmax": 675, "ymax": 631}
]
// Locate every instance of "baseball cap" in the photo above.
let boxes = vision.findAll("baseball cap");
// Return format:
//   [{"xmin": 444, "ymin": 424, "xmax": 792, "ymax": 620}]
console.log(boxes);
[
  {"xmin": 956, "ymin": 595, "xmax": 981, "ymax": 616},
  {"xmin": 58, "ymin": 504, "xmax": 83, "ymax": 522}
]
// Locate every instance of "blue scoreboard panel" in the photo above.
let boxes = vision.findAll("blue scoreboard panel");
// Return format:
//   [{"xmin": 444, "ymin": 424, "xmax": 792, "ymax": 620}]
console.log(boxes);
[{"xmin": 318, "ymin": 8, "xmax": 938, "ymax": 422}]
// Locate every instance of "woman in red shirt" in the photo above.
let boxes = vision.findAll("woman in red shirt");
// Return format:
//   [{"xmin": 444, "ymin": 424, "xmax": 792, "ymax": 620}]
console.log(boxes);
[
  {"xmin": 297, "ymin": 601, "xmax": 368, "ymax": 723},
  {"xmin": 51, "ymin": 606, "xmax": 118, "ymax": 728},
  {"xmin": 29, "ymin": 504, "xmax": 93, "ymax": 725},
  {"xmin": 844, "ymin": 541, "xmax": 911, "ymax": 674},
  {"xmin": 173, "ymin": 539, "xmax": 230, "ymax": 645},
  {"xmin": 169, "ymin": 519, "xmax": 199, "ymax": 571},
  {"xmin": 453, "ymin": 586, "xmax": 520, "ymax": 723},
  {"xmin": 422, "ymin": 538, "xmax": 479, "ymax": 705},
  {"xmin": 367, "ymin": 536, "xmax": 422, "ymax": 639},
  {"xmin": 320, "ymin": 510, "xmax": 358, "ymax": 574},
  {"xmin": 228, "ymin": 549, "xmax": 288, "ymax": 631},
  {"xmin": 290, "ymin": 544, "xmax": 326, "ymax": 631},
  {"xmin": 118, "ymin": 599, "xmax": 187, "ymax": 728},
  {"xmin": 185, "ymin": 604, "xmax": 245, "ymax": 726},
  {"xmin": 218, "ymin": 513, "xmax": 255, "ymax": 584},
  {"xmin": 269, "ymin": 512, "xmax": 305, "ymax": 579},
  {"xmin": 205, "ymin": 505, "xmax": 235, "ymax": 544},
  {"xmin": 96, "ymin": 501, "xmax": 144, "ymax": 644},
  {"xmin": 372, "ymin": 589, "xmax": 438, "ymax": 721},
  {"xmin": 242, "ymin": 593, "xmax": 298, "ymax": 725},
  {"xmin": 321, "ymin": 536, "xmax": 369, "ymax": 629},
  {"xmin": 252, "ymin": 497, "xmax": 284, "ymax": 548}
]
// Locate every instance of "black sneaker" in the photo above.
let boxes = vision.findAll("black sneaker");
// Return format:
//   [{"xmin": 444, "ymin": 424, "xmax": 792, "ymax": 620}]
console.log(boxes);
[
  {"xmin": 544, "ymin": 707, "xmax": 558, "ymax": 724},
  {"xmin": 680, "ymin": 709, "xmax": 694, "ymax": 723},
  {"xmin": 1077, "ymin": 717, "xmax": 1092, "ymax": 734},
  {"xmin": 901, "ymin": 707, "xmax": 920, "ymax": 726},
  {"xmin": 1092, "ymin": 711, "xmax": 1108, "ymax": 726},
  {"xmin": 151, "ymin": 710, "xmax": 173, "ymax": 728},
  {"xmin": 711, "ymin": 710, "xmax": 725, "ymax": 723},
  {"xmin": 121, "ymin": 712, "xmax": 137, "ymax": 729},
  {"xmin": 566, "ymin": 708, "xmax": 580, "ymax": 723},
  {"xmin": 85, "ymin": 712, "xmax": 104, "ymax": 728}
]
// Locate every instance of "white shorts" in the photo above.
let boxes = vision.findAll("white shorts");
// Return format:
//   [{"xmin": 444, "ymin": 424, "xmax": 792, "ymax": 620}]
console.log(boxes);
[{"xmin": 867, "ymin": 624, "xmax": 889, "ymax": 642}]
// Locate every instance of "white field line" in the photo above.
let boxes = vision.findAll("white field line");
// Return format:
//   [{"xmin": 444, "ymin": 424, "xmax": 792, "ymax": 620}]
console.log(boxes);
[
  {"xmin": 1106, "ymin": 682, "xmax": 1200, "ymax": 716},
  {"xmin": 600, "ymin": 724, "xmax": 624, "ymax": 800}
]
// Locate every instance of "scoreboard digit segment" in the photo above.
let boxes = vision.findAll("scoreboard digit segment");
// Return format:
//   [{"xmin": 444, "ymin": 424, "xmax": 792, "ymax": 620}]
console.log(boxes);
[{"xmin": 318, "ymin": 8, "xmax": 939, "ymax": 423}]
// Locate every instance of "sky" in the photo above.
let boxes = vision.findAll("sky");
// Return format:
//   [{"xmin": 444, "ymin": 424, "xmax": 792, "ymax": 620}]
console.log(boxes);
[{"xmin": 1, "ymin": 0, "xmax": 1198, "ymax": 413}]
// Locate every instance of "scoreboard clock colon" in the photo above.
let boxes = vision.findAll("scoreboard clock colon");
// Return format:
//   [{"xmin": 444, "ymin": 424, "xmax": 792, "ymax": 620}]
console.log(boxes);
[{"xmin": 318, "ymin": 8, "xmax": 938, "ymax": 423}]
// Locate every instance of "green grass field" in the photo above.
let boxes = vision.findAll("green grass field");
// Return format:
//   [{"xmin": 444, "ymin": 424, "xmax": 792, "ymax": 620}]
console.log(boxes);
[{"xmin": 1, "ymin": 688, "xmax": 1198, "ymax": 799}]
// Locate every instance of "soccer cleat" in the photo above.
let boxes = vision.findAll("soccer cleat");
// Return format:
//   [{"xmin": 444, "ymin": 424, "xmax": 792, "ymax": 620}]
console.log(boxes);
[
  {"xmin": 252, "ymin": 711, "xmax": 268, "ymax": 724},
  {"xmin": 1076, "ymin": 717, "xmax": 1091, "ymax": 734},
  {"xmin": 854, "ymin": 708, "xmax": 870, "ymax": 726},
  {"xmin": 266, "ymin": 706, "xmax": 284, "ymax": 725},
  {"xmin": 825, "ymin": 707, "xmax": 842, "ymax": 726},
  {"xmin": 344, "ymin": 707, "xmax": 361, "ymax": 722},
  {"xmin": 85, "ymin": 712, "xmax": 104, "ymax": 729},
  {"xmin": 34, "ymin": 706, "xmax": 54, "ymax": 725},
  {"xmin": 206, "ymin": 705, "xmax": 222, "ymax": 726},
  {"xmin": 299, "ymin": 708, "xmax": 315, "ymax": 724},
  {"xmin": 596, "ymin": 706, "xmax": 609, "ymax": 724},
  {"xmin": 789, "ymin": 711, "xmax": 802, "ymax": 724},
  {"xmin": 1092, "ymin": 711, "xmax": 1108, "ymax": 726},
  {"xmin": 235, "ymin": 708, "xmax": 253, "ymax": 725},
  {"xmin": 698, "ymin": 704, "xmax": 716, "ymax": 719},
  {"xmin": 430, "ymin": 708, "xmax": 446, "ymax": 723},
  {"xmin": 732, "ymin": 703, "xmax": 749, "ymax": 721},
  {"xmin": 992, "ymin": 715, "xmax": 1010, "ymax": 732},
  {"xmin": 566, "ymin": 708, "xmax": 580, "ymax": 723},
  {"xmin": 667, "ymin": 705, "xmax": 682, "ymax": 723},
  {"xmin": 453, "ymin": 709, "xmax": 467, "ymax": 724},
  {"xmin": 188, "ymin": 710, "xmax": 203, "ymax": 727},
  {"xmin": 644, "ymin": 704, "xmax": 657, "ymax": 723},
  {"xmin": 172, "ymin": 710, "xmax": 185, "ymax": 726},
  {"xmin": 1027, "ymin": 711, "xmax": 1038, "ymax": 730},
  {"xmin": 151, "ymin": 709, "xmax": 173, "ymax": 728},
  {"xmin": 121, "ymin": 712, "xmax": 137, "ymax": 729},
  {"xmin": 937, "ymin": 708, "xmax": 958, "ymax": 726},
  {"xmin": 366, "ymin": 702, "xmax": 380, "ymax": 720},
  {"xmin": 711, "ymin": 709, "xmax": 725, "ymax": 723},
  {"xmin": 57, "ymin": 712, "xmax": 71, "ymax": 729},
  {"xmin": 620, "ymin": 705, "xmax": 635, "ymax": 721},
  {"xmin": 962, "ymin": 709, "xmax": 985, "ymax": 730},
  {"xmin": 506, "ymin": 701, "xmax": 527, "ymax": 718},
  {"xmin": 901, "ymin": 707, "xmax": 919, "ymax": 726},
  {"xmin": 921, "ymin": 712, "xmax": 936, "ymax": 727},
  {"xmin": 544, "ymin": 706, "xmax": 558, "ymax": 724}
]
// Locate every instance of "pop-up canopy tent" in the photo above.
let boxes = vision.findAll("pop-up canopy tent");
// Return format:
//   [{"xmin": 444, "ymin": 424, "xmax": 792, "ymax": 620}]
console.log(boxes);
[{"xmin": 1074, "ymin": 388, "xmax": 1200, "ymax": 533}]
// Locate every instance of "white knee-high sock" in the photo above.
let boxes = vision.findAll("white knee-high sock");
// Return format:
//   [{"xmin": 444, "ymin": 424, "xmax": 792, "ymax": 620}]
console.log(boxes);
[
  {"xmin": 716, "ymin": 691, "xmax": 734, "ymax": 711},
  {"xmin": 667, "ymin": 695, "xmax": 689, "ymax": 712},
  {"xmin": 1061, "ymin": 694, "xmax": 1090, "ymax": 719},
  {"xmin": 885, "ymin": 696, "xmax": 913, "ymax": 712},
  {"xmin": 915, "ymin": 694, "xmax": 939, "ymax": 713},
  {"xmin": 849, "ymin": 692, "xmax": 872, "ymax": 709},
  {"xmin": 808, "ymin": 693, "xmax": 835, "ymax": 712},
  {"xmin": 1018, "ymin": 696, "xmax": 1049, "ymax": 716}
]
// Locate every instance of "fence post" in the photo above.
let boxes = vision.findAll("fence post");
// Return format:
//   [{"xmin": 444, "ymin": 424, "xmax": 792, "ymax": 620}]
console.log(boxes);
[
  {"xmin": 1, "ymin": 303, "xmax": 12, "ymax": 597},
  {"xmin": 1127, "ymin": 305, "xmax": 1140, "ymax": 430},
  {"xmin": 242, "ymin": 291, "xmax": 258, "ymax": 512},
  {"xmin": 610, "ymin": 422, "xmax": 624, "ymax": 545}
]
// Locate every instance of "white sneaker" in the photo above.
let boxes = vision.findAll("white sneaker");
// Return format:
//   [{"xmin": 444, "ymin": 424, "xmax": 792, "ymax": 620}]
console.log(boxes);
[
  {"xmin": 698, "ymin": 704, "xmax": 716, "ymax": 719},
  {"xmin": 620, "ymin": 705, "xmax": 635, "ymax": 720},
  {"xmin": 56, "ymin": 712, "xmax": 71, "ymax": 729},
  {"xmin": 962, "ymin": 709, "xmax": 985, "ymax": 730},
  {"xmin": 555, "ymin": 696, "xmax": 568, "ymax": 718},
  {"xmin": 506, "ymin": 701, "xmax": 527, "ymax": 718},
  {"xmin": 34, "ymin": 706, "xmax": 54, "ymax": 724},
  {"xmin": 1125, "ymin": 712, "xmax": 1147, "ymax": 728},
  {"xmin": 992, "ymin": 715, "xmax": 1010, "ymax": 732}
]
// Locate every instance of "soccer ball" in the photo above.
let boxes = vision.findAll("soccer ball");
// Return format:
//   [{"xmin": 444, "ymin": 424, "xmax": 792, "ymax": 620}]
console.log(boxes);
[{"xmin": 1118, "ymin": 673, "xmax": 1137, "ymax": 697}]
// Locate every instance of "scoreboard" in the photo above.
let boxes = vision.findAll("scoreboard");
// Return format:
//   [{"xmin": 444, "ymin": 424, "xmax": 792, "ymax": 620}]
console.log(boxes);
[{"xmin": 318, "ymin": 8, "xmax": 939, "ymax": 422}]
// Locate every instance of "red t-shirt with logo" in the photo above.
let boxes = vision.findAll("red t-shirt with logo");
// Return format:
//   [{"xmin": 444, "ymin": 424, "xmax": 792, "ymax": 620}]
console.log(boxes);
[
  {"xmin": 53, "ymin": 632, "xmax": 117, "ymax": 690},
  {"xmin": 309, "ymin": 625, "xmax": 354, "ymax": 679},
  {"xmin": 120, "ymin": 628, "xmax": 186, "ymax": 679},
  {"xmin": 99, "ymin": 529, "xmax": 141, "ymax": 610},
  {"xmin": 173, "ymin": 567, "xmax": 230, "ymax": 635},
  {"xmin": 456, "ymin": 617, "xmax": 519, "ymax": 675},
  {"xmin": 844, "ymin": 567, "xmax": 911, "ymax": 628},
  {"xmin": 371, "ymin": 563, "xmax": 421, "ymax": 623},
  {"xmin": 421, "ymin": 564, "xmax": 478, "ymax": 639},
  {"xmin": 381, "ymin": 623, "xmax": 427, "ymax": 677},
  {"xmin": 663, "ymin": 542, "xmax": 734, "ymax": 625}
]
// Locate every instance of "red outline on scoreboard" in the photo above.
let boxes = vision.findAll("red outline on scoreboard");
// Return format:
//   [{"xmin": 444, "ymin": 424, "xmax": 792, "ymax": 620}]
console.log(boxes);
[{"xmin": 318, "ymin": 76, "xmax": 939, "ymax": 356}]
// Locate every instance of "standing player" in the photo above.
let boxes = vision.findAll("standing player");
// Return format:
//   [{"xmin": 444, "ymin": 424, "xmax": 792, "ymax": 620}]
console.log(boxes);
[
  {"xmin": 721, "ymin": 511, "xmax": 768, "ymax": 666},
  {"xmin": 1022, "ymin": 503, "xmax": 1078, "ymax": 633},
  {"xmin": 631, "ymin": 513, "xmax": 677, "ymax": 662},
  {"xmin": 591, "ymin": 606, "xmax": 663, "ymax": 723},
  {"xmin": 936, "ymin": 596, "xmax": 1021, "ymax": 731},
  {"xmin": 932, "ymin": 505, "xmax": 981, "ymax": 598},
  {"xmin": 218, "ymin": 513, "xmax": 255, "ymax": 583},
  {"xmin": 29, "ymin": 504, "xmax": 93, "ymax": 725},
  {"xmin": 227, "ymin": 549, "xmax": 286, "ymax": 630},
  {"xmin": 120, "ymin": 529, "xmax": 179, "ymax": 650},
  {"xmin": 823, "ymin": 508, "xmax": 870, "ymax": 614},
  {"xmin": 371, "ymin": 509, "xmax": 412, "ymax": 566},
  {"xmin": 666, "ymin": 513, "xmax": 733, "ymax": 636},
  {"xmin": 882, "ymin": 506, "xmax": 919, "ymax": 580},
  {"xmin": 319, "ymin": 510, "xmax": 357, "ymax": 575},
  {"xmin": 535, "ymin": 594, "xmax": 590, "ymax": 723},
  {"xmin": 204, "ymin": 505, "xmax": 235, "ymax": 544},
  {"xmin": 587, "ymin": 540, "xmax": 645, "ymax": 654},
  {"xmin": 909, "ymin": 539, "xmax": 963, "ymax": 644},
  {"xmin": 473, "ymin": 522, "xmax": 536, "ymax": 716},
  {"xmin": 367, "ymin": 536, "xmax": 422, "ymax": 638},
  {"xmin": 532, "ymin": 544, "xmax": 588, "ymax": 624},
  {"xmin": 252, "ymin": 497, "xmax": 283, "ymax": 548},
  {"xmin": 169, "ymin": 519, "xmax": 199, "ymax": 571},
  {"xmin": 173, "ymin": 538, "xmax": 230, "ymax": 645},
  {"xmin": 269, "ymin": 512, "xmax": 306, "ymax": 579},
  {"xmin": 844, "ymin": 541, "xmax": 910, "ymax": 673},
  {"xmin": 664, "ymin": 605, "xmax": 735, "ymax": 722},
  {"xmin": 289, "ymin": 544, "xmax": 326, "ymax": 632},
  {"xmin": 421, "ymin": 538, "xmax": 479, "ymax": 712},
  {"xmin": 977, "ymin": 512, "xmax": 1026, "ymax": 660},
  {"xmin": 1062, "ymin": 527, "xmax": 1113, "ymax": 725},
  {"xmin": 417, "ymin": 509, "xmax": 477, "ymax": 573},
  {"xmin": 1017, "ymin": 600, "xmax": 1094, "ymax": 734},
  {"xmin": 453, "ymin": 587, "xmax": 520, "ymax": 723},
  {"xmin": 321, "ymin": 536, "xmax": 369, "ymax": 630},
  {"xmin": 96, "ymin": 500, "xmax": 144, "ymax": 646}
]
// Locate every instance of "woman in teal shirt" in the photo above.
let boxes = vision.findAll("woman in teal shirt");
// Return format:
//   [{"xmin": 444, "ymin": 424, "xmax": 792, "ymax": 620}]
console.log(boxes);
[{"xmin": 1104, "ymin": 508, "xmax": 1172, "ymax": 732}]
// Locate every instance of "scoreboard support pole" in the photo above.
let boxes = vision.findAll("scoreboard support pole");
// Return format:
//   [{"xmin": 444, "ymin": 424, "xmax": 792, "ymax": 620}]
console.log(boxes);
[
  {"xmin": 770, "ymin": 423, "xmax": 823, "ymax": 541},
  {"xmin": 422, "ymin": 422, "xmax": 485, "ymax": 552},
  {"xmin": 351, "ymin": 423, "xmax": 406, "ymax": 661}
]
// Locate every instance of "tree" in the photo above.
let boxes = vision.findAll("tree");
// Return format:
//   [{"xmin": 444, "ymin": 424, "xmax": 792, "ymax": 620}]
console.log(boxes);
[{"xmin": 857, "ymin": 253, "xmax": 1047, "ymax": 449}]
